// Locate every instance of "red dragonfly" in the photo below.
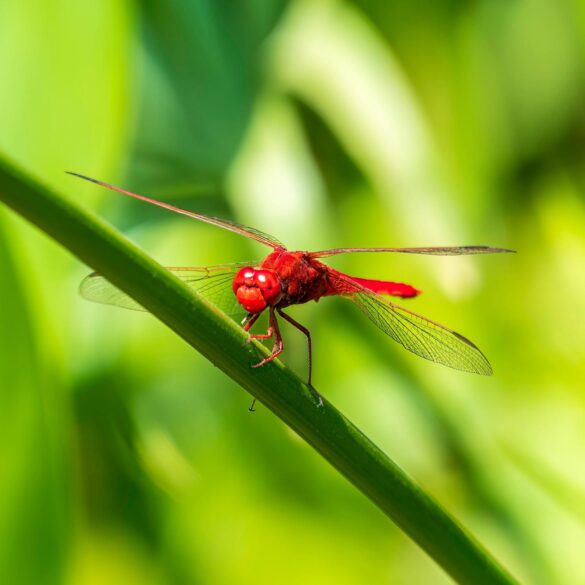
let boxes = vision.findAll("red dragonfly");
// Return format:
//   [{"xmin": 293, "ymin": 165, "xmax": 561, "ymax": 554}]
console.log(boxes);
[{"xmin": 70, "ymin": 172, "xmax": 512, "ymax": 407}]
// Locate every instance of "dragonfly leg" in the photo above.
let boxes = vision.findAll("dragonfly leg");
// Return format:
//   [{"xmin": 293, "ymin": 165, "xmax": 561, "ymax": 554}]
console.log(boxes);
[
  {"xmin": 278, "ymin": 310, "xmax": 323, "ymax": 408},
  {"xmin": 243, "ymin": 312, "xmax": 272, "ymax": 413},
  {"xmin": 252, "ymin": 307, "xmax": 284, "ymax": 368},
  {"xmin": 241, "ymin": 313, "xmax": 257, "ymax": 328},
  {"xmin": 243, "ymin": 311, "xmax": 274, "ymax": 343},
  {"xmin": 248, "ymin": 328, "xmax": 274, "ymax": 341}
]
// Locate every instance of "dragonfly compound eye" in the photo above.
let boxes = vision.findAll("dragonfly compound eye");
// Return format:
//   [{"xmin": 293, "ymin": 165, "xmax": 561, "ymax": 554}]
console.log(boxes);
[
  {"xmin": 233, "ymin": 267, "xmax": 256, "ymax": 294},
  {"xmin": 254, "ymin": 270, "xmax": 281, "ymax": 305},
  {"xmin": 233, "ymin": 267, "xmax": 281, "ymax": 313}
]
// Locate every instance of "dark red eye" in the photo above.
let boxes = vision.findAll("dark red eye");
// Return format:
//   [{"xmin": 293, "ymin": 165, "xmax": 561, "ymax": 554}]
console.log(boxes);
[
  {"xmin": 232, "ymin": 267, "xmax": 281, "ymax": 313},
  {"xmin": 233, "ymin": 267, "xmax": 255, "ymax": 294},
  {"xmin": 254, "ymin": 270, "xmax": 281, "ymax": 305}
]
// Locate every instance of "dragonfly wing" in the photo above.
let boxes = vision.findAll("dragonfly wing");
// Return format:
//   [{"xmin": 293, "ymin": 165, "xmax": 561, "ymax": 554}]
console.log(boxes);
[
  {"xmin": 67, "ymin": 172, "xmax": 285, "ymax": 249},
  {"xmin": 80, "ymin": 274, "xmax": 144, "ymax": 311},
  {"xmin": 313, "ymin": 246, "xmax": 514, "ymax": 257},
  {"xmin": 80, "ymin": 262, "xmax": 252, "ymax": 320},
  {"xmin": 329, "ymin": 272, "xmax": 492, "ymax": 375}
]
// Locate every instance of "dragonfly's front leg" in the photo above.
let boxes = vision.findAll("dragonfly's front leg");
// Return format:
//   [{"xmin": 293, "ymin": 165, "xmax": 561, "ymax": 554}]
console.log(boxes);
[
  {"xmin": 242, "ymin": 311, "xmax": 274, "ymax": 343},
  {"xmin": 251, "ymin": 307, "xmax": 283, "ymax": 368},
  {"xmin": 247, "ymin": 308, "xmax": 283, "ymax": 413}
]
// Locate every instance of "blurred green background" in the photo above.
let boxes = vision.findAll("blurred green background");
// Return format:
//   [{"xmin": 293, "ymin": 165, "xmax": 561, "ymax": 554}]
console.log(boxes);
[{"xmin": 1, "ymin": 1, "xmax": 584, "ymax": 584}]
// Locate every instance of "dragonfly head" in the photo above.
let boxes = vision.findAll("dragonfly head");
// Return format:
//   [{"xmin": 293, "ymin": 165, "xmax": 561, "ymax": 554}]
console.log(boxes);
[{"xmin": 233, "ymin": 267, "xmax": 282, "ymax": 313}]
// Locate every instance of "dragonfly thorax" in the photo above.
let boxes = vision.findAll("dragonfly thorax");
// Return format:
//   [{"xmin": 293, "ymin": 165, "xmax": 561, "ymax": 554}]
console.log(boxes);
[{"xmin": 233, "ymin": 267, "xmax": 282, "ymax": 313}]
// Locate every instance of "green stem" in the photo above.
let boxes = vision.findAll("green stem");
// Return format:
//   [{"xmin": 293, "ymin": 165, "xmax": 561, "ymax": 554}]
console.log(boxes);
[{"xmin": 0, "ymin": 157, "xmax": 519, "ymax": 585}]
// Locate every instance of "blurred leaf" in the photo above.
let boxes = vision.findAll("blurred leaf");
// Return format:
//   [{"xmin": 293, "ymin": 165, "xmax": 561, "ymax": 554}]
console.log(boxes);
[
  {"xmin": 0, "ymin": 215, "xmax": 67, "ymax": 585},
  {"xmin": 1, "ymin": 0, "xmax": 585, "ymax": 582},
  {"xmin": 0, "ymin": 155, "xmax": 519, "ymax": 585},
  {"xmin": 127, "ymin": 0, "xmax": 288, "ymax": 191}
]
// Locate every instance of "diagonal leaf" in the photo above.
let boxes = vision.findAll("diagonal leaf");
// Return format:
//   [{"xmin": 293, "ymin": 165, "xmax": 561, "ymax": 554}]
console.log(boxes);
[{"xmin": 0, "ymin": 157, "xmax": 519, "ymax": 585}]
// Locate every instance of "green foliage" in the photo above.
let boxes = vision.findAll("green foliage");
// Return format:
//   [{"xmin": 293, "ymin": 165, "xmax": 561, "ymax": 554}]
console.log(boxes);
[
  {"xmin": 1, "ymin": 0, "xmax": 585, "ymax": 584},
  {"xmin": 0, "ymin": 152, "xmax": 517, "ymax": 585}
]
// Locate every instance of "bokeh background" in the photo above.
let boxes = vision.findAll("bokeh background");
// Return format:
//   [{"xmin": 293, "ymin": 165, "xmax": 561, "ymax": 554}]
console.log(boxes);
[{"xmin": 1, "ymin": 1, "xmax": 584, "ymax": 584}]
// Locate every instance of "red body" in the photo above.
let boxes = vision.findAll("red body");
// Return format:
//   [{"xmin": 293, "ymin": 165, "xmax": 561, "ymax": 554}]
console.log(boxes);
[
  {"xmin": 72, "ymin": 171, "xmax": 509, "ymax": 392},
  {"xmin": 233, "ymin": 249, "xmax": 420, "ymax": 314}
]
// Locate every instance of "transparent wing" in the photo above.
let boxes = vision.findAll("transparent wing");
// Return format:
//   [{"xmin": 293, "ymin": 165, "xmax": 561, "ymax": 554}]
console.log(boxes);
[
  {"xmin": 67, "ymin": 172, "xmax": 285, "ymax": 249},
  {"xmin": 329, "ymin": 272, "xmax": 492, "ymax": 375},
  {"xmin": 80, "ymin": 262, "xmax": 252, "ymax": 320},
  {"xmin": 313, "ymin": 246, "xmax": 514, "ymax": 258}
]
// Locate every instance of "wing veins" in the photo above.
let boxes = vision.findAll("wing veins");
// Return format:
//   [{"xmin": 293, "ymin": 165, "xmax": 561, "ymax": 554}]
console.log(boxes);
[
  {"xmin": 80, "ymin": 262, "xmax": 251, "ymax": 319},
  {"xmin": 329, "ymin": 272, "xmax": 492, "ymax": 375},
  {"xmin": 313, "ymin": 246, "xmax": 514, "ymax": 258},
  {"xmin": 67, "ymin": 172, "xmax": 285, "ymax": 249}
]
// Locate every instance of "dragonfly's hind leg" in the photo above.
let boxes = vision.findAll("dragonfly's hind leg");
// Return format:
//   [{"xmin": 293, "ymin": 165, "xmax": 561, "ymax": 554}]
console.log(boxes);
[
  {"xmin": 247, "ymin": 309, "xmax": 323, "ymax": 409},
  {"xmin": 278, "ymin": 309, "xmax": 323, "ymax": 408}
]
